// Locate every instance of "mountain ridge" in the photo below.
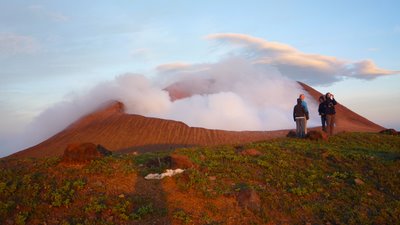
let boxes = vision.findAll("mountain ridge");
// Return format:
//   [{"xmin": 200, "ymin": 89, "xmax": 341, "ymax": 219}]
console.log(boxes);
[{"xmin": 7, "ymin": 82, "xmax": 384, "ymax": 158}]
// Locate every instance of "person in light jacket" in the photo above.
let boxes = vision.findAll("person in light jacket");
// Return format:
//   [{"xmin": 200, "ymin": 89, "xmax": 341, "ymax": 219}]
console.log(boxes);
[
  {"xmin": 293, "ymin": 98, "xmax": 309, "ymax": 138},
  {"xmin": 299, "ymin": 94, "xmax": 309, "ymax": 134}
]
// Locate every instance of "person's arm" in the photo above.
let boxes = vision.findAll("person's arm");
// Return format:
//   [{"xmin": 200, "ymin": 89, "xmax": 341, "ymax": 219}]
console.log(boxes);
[
  {"xmin": 302, "ymin": 101, "xmax": 309, "ymax": 113},
  {"xmin": 329, "ymin": 94, "xmax": 337, "ymax": 105},
  {"xmin": 305, "ymin": 108, "xmax": 309, "ymax": 120},
  {"xmin": 293, "ymin": 107, "xmax": 296, "ymax": 121}
]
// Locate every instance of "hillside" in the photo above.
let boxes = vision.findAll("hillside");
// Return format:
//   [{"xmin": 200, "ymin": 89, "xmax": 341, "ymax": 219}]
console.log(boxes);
[
  {"xmin": 9, "ymin": 101, "xmax": 287, "ymax": 158},
  {"xmin": 299, "ymin": 82, "xmax": 384, "ymax": 132},
  {"xmin": 8, "ymin": 83, "xmax": 384, "ymax": 159},
  {"xmin": 1, "ymin": 132, "xmax": 399, "ymax": 224}
]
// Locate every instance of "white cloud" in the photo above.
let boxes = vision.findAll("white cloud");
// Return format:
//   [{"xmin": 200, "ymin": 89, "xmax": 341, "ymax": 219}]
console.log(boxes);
[
  {"xmin": 205, "ymin": 33, "xmax": 399, "ymax": 85},
  {"xmin": 349, "ymin": 60, "xmax": 397, "ymax": 79},
  {"xmin": 0, "ymin": 33, "xmax": 40, "ymax": 56}
]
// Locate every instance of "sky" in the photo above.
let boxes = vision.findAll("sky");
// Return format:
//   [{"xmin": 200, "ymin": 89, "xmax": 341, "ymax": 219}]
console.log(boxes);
[{"xmin": 0, "ymin": 0, "xmax": 399, "ymax": 156}]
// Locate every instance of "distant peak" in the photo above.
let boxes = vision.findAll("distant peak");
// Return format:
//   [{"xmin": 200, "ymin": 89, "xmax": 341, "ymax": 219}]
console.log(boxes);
[{"xmin": 65, "ymin": 100, "xmax": 125, "ymax": 131}]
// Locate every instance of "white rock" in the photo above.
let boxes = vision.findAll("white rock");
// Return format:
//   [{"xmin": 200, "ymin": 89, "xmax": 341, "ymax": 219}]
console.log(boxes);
[{"xmin": 145, "ymin": 168, "xmax": 185, "ymax": 180}]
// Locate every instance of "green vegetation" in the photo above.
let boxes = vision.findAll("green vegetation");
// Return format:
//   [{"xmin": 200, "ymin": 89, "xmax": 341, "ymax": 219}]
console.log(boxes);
[
  {"xmin": 173, "ymin": 209, "xmax": 193, "ymax": 224},
  {"xmin": 0, "ymin": 132, "xmax": 399, "ymax": 224}
]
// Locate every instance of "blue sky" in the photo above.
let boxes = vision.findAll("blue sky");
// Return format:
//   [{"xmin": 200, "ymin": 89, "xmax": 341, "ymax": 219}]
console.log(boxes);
[{"xmin": 1, "ymin": 0, "xmax": 399, "ymax": 153}]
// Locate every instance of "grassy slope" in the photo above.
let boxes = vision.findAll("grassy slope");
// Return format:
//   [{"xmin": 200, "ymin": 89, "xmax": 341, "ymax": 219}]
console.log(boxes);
[{"xmin": 0, "ymin": 132, "xmax": 399, "ymax": 225}]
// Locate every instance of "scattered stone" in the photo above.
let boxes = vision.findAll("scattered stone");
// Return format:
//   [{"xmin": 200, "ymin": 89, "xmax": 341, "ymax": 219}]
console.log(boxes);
[
  {"xmin": 354, "ymin": 178, "xmax": 365, "ymax": 185},
  {"xmin": 240, "ymin": 148, "xmax": 262, "ymax": 157},
  {"xmin": 236, "ymin": 189, "xmax": 261, "ymax": 213},
  {"xmin": 286, "ymin": 130, "xmax": 297, "ymax": 138},
  {"xmin": 61, "ymin": 143, "xmax": 112, "ymax": 164},
  {"xmin": 306, "ymin": 130, "xmax": 329, "ymax": 141},
  {"xmin": 367, "ymin": 192, "xmax": 373, "ymax": 196},
  {"xmin": 118, "ymin": 194, "xmax": 125, "ymax": 198},
  {"xmin": 379, "ymin": 129, "xmax": 398, "ymax": 135}
]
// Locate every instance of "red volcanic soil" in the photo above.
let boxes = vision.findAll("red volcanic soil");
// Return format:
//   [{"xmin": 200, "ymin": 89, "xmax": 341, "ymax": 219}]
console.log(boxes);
[{"xmin": 8, "ymin": 83, "xmax": 384, "ymax": 158}]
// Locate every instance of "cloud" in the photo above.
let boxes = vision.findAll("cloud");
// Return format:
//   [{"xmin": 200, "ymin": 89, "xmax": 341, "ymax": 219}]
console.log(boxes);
[
  {"xmin": 205, "ymin": 33, "xmax": 399, "ymax": 85},
  {"xmin": 156, "ymin": 57, "xmax": 319, "ymax": 131},
  {"xmin": 349, "ymin": 60, "xmax": 397, "ymax": 79},
  {"xmin": 0, "ymin": 33, "xmax": 40, "ymax": 56}
]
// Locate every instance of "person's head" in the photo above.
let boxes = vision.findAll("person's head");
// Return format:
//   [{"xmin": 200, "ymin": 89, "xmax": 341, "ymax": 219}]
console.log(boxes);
[
  {"xmin": 299, "ymin": 94, "xmax": 305, "ymax": 100},
  {"xmin": 325, "ymin": 92, "xmax": 331, "ymax": 99},
  {"xmin": 319, "ymin": 95, "xmax": 325, "ymax": 103},
  {"xmin": 297, "ymin": 98, "xmax": 302, "ymax": 105}
]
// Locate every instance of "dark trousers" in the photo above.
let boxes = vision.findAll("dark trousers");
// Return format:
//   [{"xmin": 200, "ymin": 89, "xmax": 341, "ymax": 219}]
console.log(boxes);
[
  {"xmin": 326, "ymin": 114, "xmax": 336, "ymax": 135},
  {"xmin": 321, "ymin": 115, "xmax": 327, "ymax": 132}
]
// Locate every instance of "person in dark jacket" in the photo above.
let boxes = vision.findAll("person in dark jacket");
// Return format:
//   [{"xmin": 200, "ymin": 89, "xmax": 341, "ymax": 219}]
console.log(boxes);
[
  {"xmin": 293, "ymin": 98, "xmax": 309, "ymax": 138},
  {"xmin": 318, "ymin": 95, "xmax": 327, "ymax": 132},
  {"xmin": 325, "ymin": 92, "xmax": 337, "ymax": 135}
]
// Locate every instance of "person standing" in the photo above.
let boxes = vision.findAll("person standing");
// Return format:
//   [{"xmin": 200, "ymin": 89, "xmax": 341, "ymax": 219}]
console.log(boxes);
[
  {"xmin": 299, "ymin": 94, "xmax": 309, "ymax": 134},
  {"xmin": 293, "ymin": 98, "xmax": 309, "ymax": 138},
  {"xmin": 325, "ymin": 92, "xmax": 337, "ymax": 135},
  {"xmin": 318, "ymin": 95, "xmax": 327, "ymax": 132}
]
